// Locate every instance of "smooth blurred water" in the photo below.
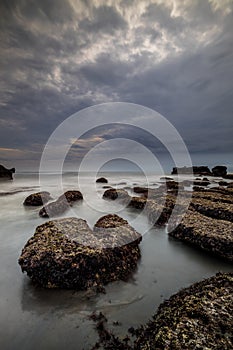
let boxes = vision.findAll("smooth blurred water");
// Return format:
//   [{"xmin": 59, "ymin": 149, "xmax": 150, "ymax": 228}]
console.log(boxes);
[{"xmin": 0, "ymin": 172, "xmax": 232, "ymax": 350}]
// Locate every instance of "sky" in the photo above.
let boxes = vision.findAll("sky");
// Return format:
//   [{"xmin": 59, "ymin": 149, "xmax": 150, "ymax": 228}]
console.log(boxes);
[{"xmin": 0, "ymin": 0, "xmax": 233, "ymax": 171}]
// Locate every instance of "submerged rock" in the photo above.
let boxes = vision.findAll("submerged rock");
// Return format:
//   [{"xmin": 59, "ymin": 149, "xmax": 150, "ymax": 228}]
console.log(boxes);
[
  {"xmin": 0, "ymin": 164, "xmax": 15, "ymax": 180},
  {"xmin": 96, "ymin": 177, "xmax": 108, "ymax": 183},
  {"xmin": 39, "ymin": 190, "xmax": 83, "ymax": 218},
  {"xmin": 23, "ymin": 191, "xmax": 52, "ymax": 206},
  {"xmin": 134, "ymin": 273, "xmax": 233, "ymax": 350},
  {"xmin": 18, "ymin": 215, "xmax": 141, "ymax": 289},
  {"xmin": 169, "ymin": 210, "xmax": 233, "ymax": 261}
]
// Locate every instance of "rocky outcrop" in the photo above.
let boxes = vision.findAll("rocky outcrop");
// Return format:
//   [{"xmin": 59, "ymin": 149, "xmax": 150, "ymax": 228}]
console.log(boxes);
[
  {"xmin": 0, "ymin": 164, "xmax": 15, "ymax": 180},
  {"xmin": 39, "ymin": 190, "xmax": 83, "ymax": 218},
  {"xmin": 190, "ymin": 197, "xmax": 233, "ymax": 222},
  {"xmin": 134, "ymin": 273, "xmax": 233, "ymax": 350},
  {"xmin": 224, "ymin": 174, "xmax": 233, "ymax": 180},
  {"xmin": 212, "ymin": 165, "xmax": 227, "ymax": 177},
  {"xmin": 169, "ymin": 210, "xmax": 233, "ymax": 261},
  {"xmin": 193, "ymin": 178, "xmax": 210, "ymax": 187},
  {"xmin": 18, "ymin": 215, "xmax": 141, "ymax": 290},
  {"xmin": 171, "ymin": 166, "xmax": 212, "ymax": 175},
  {"xmin": 96, "ymin": 177, "xmax": 108, "ymax": 183},
  {"xmin": 23, "ymin": 191, "xmax": 52, "ymax": 206}
]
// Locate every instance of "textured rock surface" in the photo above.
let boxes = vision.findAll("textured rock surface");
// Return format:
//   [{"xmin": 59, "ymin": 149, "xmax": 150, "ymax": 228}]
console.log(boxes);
[
  {"xmin": 18, "ymin": 215, "xmax": 141, "ymax": 289},
  {"xmin": 23, "ymin": 191, "xmax": 52, "ymax": 206},
  {"xmin": 169, "ymin": 210, "xmax": 233, "ymax": 261},
  {"xmin": 134, "ymin": 273, "xmax": 233, "ymax": 350},
  {"xmin": 103, "ymin": 188, "xmax": 130, "ymax": 201}
]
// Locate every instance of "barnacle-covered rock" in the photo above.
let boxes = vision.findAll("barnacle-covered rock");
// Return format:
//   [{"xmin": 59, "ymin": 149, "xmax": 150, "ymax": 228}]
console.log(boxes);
[
  {"xmin": 58, "ymin": 190, "xmax": 83, "ymax": 203},
  {"xmin": 39, "ymin": 190, "xmax": 83, "ymax": 218},
  {"xmin": 169, "ymin": 210, "xmax": 233, "ymax": 261},
  {"xmin": 18, "ymin": 215, "xmax": 142, "ymax": 289},
  {"xmin": 134, "ymin": 273, "xmax": 233, "ymax": 350},
  {"xmin": 23, "ymin": 191, "xmax": 52, "ymax": 206},
  {"xmin": 190, "ymin": 197, "xmax": 233, "ymax": 222},
  {"xmin": 103, "ymin": 188, "xmax": 130, "ymax": 201}
]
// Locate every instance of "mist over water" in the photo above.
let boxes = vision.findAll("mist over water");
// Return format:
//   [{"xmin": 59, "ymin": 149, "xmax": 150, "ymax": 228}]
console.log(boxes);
[{"xmin": 0, "ymin": 172, "xmax": 232, "ymax": 350}]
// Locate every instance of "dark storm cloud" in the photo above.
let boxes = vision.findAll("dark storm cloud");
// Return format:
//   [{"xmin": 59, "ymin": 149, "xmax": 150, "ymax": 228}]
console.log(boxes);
[{"xmin": 0, "ymin": 0, "xmax": 233, "ymax": 168}]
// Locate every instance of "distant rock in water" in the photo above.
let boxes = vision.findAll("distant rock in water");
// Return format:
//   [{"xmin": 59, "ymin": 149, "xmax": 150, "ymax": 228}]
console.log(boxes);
[
  {"xmin": 24, "ymin": 191, "xmax": 52, "ymax": 206},
  {"xmin": 96, "ymin": 177, "xmax": 108, "ymax": 183},
  {"xmin": 39, "ymin": 190, "xmax": 83, "ymax": 218},
  {"xmin": 18, "ymin": 215, "xmax": 141, "ymax": 290},
  {"xmin": 212, "ymin": 165, "xmax": 227, "ymax": 177},
  {"xmin": 0, "ymin": 164, "xmax": 15, "ymax": 180},
  {"xmin": 103, "ymin": 188, "xmax": 130, "ymax": 201},
  {"xmin": 172, "ymin": 166, "xmax": 212, "ymax": 176}
]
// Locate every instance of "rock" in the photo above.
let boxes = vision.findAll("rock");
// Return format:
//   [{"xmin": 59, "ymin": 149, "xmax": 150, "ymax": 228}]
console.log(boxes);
[
  {"xmin": 23, "ymin": 191, "xmax": 52, "ymax": 206},
  {"xmin": 134, "ymin": 273, "xmax": 233, "ymax": 350},
  {"xmin": 190, "ymin": 197, "xmax": 233, "ymax": 222},
  {"xmin": 103, "ymin": 188, "xmax": 130, "ymax": 201},
  {"xmin": 171, "ymin": 166, "xmax": 212, "ymax": 176},
  {"xmin": 219, "ymin": 181, "xmax": 228, "ymax": 186},
  {"xmin": 39, "ymin": 190, "xmax": 83, "ymax": 218},
  {"xmin": 94, "ymin": 214, "xmax": 142, "ymax": 247},
  {"xmin": 58, "ymin": 190, "xmax": 83, "ymax": 203},
  {"xmin": 224, "ymin": 174, "xmax": 233, "ymax": 180},
  {"xmin": 212, "ymin": 165, "xmax": 227, "ymax": 177},
  {"xmin": 160, "ymin": 176, "xmax": 173, "ymax": 181},
  {"xmin": 227, "ymin": 182, "xmax": 233, "ymax": 188},
  {"xmin": 169, "ymin": 210, "xmax": 233, "ymax": 261},
  {"xmin": 96, "ymin": 177, "xmax": 108, "ymax": 183},
  {"xmin": 102, "ymin": 185, "xmax": 112, "ymax": 189},
  {"xmin": 133, "ymin": 186, "xmax": 150, "ymax": 195},
  {"xmin": 128, "ymin": 197, "xmax": 147, "ymax": 210},
  {"xmin": 18, "ymin": 215, "xmax": 141, "ymax": 289},
  {"xmin": 0, "ymin": 164, "xmax": 15, "ymax": 180},
  {"xmin": 193, "ymin": 178, "xmax": 210, "ymax": 187}
]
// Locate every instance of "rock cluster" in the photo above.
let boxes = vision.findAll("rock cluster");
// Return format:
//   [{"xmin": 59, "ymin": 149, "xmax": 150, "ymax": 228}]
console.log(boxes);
[
  {"xmin": 18, "ymin": 215, "xmax": 142, "ymax": 289},
  {"xmin": 39, "ymin": 190, "xmax": 83, "ymax": 218},
  {"xmin": 23, "ymin": 191, "xmax": 52, "ymax": 206}
]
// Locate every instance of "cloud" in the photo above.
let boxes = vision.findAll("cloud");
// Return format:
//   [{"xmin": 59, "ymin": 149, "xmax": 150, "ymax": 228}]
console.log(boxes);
[{"xmin": 0, "ymin": 0, "xmax": 232, "ymax": 169}]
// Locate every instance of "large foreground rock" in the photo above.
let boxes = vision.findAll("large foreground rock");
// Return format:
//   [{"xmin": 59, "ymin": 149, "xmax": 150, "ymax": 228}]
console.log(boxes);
[
  {"xmin": 134, "ymin": 273, "xmax": 233, "ymax": 350},
  {"xmin": 23, "ymin": 191, "xmax": 52, "ymax": 206},
  {"xmin": 169, "ymin": 210, "xmax": 233, "ymax": 261},
  {"xmin": 18, "ymin": 215, "xmax": 141, "ymax": 289},
  {"xmin": 0, "ymin": 164, "xmax": 15, "ymax": 180},
  {"xmin": 39, "ymin": 190, "xmax": 83, "ymax": 218}
]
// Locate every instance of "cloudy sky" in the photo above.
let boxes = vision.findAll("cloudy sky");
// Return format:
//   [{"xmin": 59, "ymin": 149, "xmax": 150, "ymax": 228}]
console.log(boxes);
[{"xmin": 0, "ymin": 0, "xmax": 233, "ymax": 171}]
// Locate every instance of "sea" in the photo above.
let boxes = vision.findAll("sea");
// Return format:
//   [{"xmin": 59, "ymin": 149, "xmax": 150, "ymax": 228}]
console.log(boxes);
[{"xmin": 0, "ymin": 172, "xmax": 232, "ymax": 350}]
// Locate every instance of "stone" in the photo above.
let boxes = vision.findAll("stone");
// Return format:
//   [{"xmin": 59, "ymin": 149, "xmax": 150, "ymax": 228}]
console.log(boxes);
[
  {"xmin": 0, "ymin": 164, "xmax": 15, "ymax": 180},
  {"xmin": 39, "ymin": 190, "xmax": 83, "ymax": 218},
  {"xmin": 169, "ymin": 210, "xmax": 233, "ymax": 261},
  {"xmin": 23, "ymin": 191, "xmax": 52, "ymax": 206},
  {"xmin": 134, "ymin": 273, "xmax": 233, "ymax": 350},
  {"xmin": 96, "ymin": 177, "xmax": 108, "ymax": 183},
  {"xmin": 212, "ymin": 165, "xmax": 227, "ymax": 177},
  {"xmin": 103, "ymin": 188, "xmax": 130, "ymax": 201},
  {"xmin": 18, "ymin": 215, "xmax": 141, "ymax": 289}
]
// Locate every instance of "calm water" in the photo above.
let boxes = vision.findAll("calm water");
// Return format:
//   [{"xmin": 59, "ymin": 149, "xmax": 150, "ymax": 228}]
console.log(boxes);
[{"xmin": 0, "ymin": 172, "xmax": 232, "ymax": 350}]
